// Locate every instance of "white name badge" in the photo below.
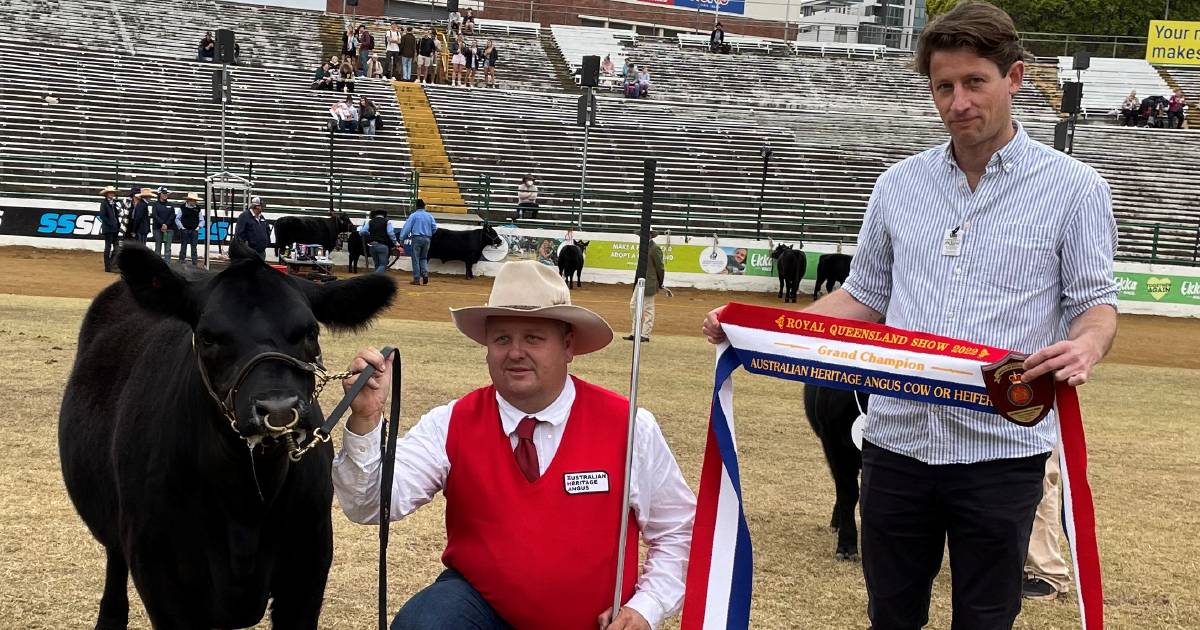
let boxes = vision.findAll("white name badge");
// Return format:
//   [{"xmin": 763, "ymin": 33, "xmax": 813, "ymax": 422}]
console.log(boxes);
[
  {"xmin": 563, "ymin": 471, "xmax": 610, "ymax": 495},
  {"xmin": 942, "ymin": 228, "xmax": 963, "ymax": 257}
]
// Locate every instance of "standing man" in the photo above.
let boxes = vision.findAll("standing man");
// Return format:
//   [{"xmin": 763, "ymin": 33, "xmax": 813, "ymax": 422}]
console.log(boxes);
[
  {"xmin": 358, "ymin": 208, "xmax": 398, "ymax": 274},
  {"xmin": 126, "ymin": 187, "xmax": 151, "ymax": 244},
  {"xmin": 98, "ymin": 186, "xmax": 121, "ymax": 272},
  {"xmin": 702, "ymin": 3, "xmax": 1118, "ymax": 628},
  {"xmin": 1022, "ymin": 446, "xmax": 1072, "ymax": 601},
  {"xmin": 398, "ymin": 198, "xmax": 437, "ymax": 285},
  {"xmin": 385, "ymin": 22, "xmax": 402, "ymax": 80},
  {"xmin": 235, "ymin": 196, "xmax": 271, "ymax": 258},
  {"xmin": 332, "ymin": 260, "xmax": 695, "ymax": 630},
  {"xmin": 417, "ymin": 28, "xmax": 437, "ymax": 83},
  {"xmin": 399, "ymin": 26, "xmax": 418, "ymax": 82},
  {"xmin": 624, "ymin": 231, "xmax": 663, "ymax": 343},
  {"xmin": 357, "ymin": 24, "xmax": 374, "ymax": 77},
  {"xmin": 175, "ymin": 192, "xmax": 203, "ymax": 266},
  {"xmin": 151, "ymin": 186, "xmax": 175, "ymax": 260}
]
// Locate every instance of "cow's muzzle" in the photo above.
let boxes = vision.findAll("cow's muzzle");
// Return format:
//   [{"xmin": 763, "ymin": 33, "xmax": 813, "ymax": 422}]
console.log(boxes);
[{"xmin": 253, "ymin": 395, "xmax": 302, "ymax": 434}]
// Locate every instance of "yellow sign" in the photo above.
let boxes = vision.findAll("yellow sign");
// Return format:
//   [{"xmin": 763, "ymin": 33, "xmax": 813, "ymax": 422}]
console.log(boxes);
[{"xmin": 1146, "ymin": 20, "xmax": 1200, "ymax": 64}]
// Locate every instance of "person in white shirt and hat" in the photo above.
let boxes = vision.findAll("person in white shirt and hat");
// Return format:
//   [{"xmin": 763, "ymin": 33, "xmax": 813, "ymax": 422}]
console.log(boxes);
[{"xmin": 332, "ymin": 260, "xmax": 696, "ymax": 630}]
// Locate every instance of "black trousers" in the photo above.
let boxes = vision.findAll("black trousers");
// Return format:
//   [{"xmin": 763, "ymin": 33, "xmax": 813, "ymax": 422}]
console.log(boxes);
[
  {"xmin": 861, "ymin": 441, "xmax": 1047, "ymax": 630},
  {"xmin": 103, "ymin": 233, "xmax": 119, "ymax": 270}
]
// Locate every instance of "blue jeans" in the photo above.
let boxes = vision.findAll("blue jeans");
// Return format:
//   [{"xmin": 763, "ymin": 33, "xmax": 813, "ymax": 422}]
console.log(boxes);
[
  {"xmin": 359, "ymin": 49, "xmax": 370, "ymax": 75},
  {"xmin": 391, "ymin": 569, "xmax": 512, "ymax": 630},
  {"xmin": 409, "ymin": 235, "xmax": 430, "ymax": 280},
  {"xmin": 368, "ymin": 242, "xmax": 390, "ymax": 273},
  {"xmin": 402, "ymin": 56, "xmax": 413, "ymax": 81},
  {"xmin": 177, "ymin": 229, "xmax": 198, "ymax": 265}
]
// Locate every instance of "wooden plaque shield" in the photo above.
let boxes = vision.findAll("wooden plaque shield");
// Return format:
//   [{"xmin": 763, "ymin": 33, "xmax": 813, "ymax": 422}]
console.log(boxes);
[{"xmin": 980, "ymin": 353, "xmax": 1055, "ymax": 427}]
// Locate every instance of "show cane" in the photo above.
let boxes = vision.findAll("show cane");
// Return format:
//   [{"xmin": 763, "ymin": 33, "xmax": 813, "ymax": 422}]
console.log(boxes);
[{"xmin": 611, "ymin": 278, "xmax": 647, "ymax": 623}]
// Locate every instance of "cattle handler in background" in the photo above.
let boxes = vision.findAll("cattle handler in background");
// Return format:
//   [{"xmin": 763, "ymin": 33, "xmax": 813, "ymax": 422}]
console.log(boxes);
[
  {"xmin": 235, "ymin": 196, "xmax": 271, "ymax": 258},
  {"xmin": 332, "ymin": 260, "xmax": 696, "ymax": 630},
  {"xmin": 98, "ymin": 186, "xmax": 121, "ymax": 272}
]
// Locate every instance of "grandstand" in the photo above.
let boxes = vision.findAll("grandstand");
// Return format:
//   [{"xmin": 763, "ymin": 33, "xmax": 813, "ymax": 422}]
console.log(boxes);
[
  {"xmin": 0, "ymin": 0, "xmax": 1195, "ymax": 266},
  {"xmin": 1056, "ymin": 56, "xmax": 1174, "ymax": 118}
]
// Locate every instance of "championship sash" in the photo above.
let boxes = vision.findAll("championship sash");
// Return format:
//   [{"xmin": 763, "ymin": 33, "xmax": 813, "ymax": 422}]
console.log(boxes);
[{"xmin": 681, "ymin": 302, "xmax": 1103, "ymax": 630}]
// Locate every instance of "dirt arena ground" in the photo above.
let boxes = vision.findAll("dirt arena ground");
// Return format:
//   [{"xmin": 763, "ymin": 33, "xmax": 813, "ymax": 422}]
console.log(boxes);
[{"xmin": 1, "ymin": 246, "xmax": 1198, "ymax": 629}]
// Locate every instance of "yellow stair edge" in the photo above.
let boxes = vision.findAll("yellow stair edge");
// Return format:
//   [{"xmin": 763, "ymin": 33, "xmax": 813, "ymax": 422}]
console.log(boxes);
[{"xmin": 391, "ymin": 82, "xmax": 469, "ymax": 214}]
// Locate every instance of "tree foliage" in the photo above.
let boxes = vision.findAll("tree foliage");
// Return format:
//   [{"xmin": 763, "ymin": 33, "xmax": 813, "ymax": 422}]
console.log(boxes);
[{"xmin": 924, "ymin": 0, "xmax": 1200, "ymax": 39}]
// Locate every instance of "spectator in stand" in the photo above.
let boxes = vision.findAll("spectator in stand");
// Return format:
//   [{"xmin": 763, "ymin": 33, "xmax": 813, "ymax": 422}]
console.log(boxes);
[
  {"xmin": 1168, "ymin": 89, "xmax": 1187, "ymax": 129},
  {"xmin": 338, "ymin": 59, "xmax": 357, "ymax": 92},
  {"xmin": 516, "ymin": 175, "xmax": 538, "ymax": 221},
  {"xmin": 624, "ymin": 69, "xmax": 641, "ymax": 98},
  {"xmin": 330, "ymin": 96, "xmax": 359, "ymax": 133},
  {"xmin": 98, "ymin": 186, "xmax": 120, "ymax": 272},
  {"xmin": 126, "ymin": 187, "xmax": 151, "ymax": 244},
  {"xmin": 710, "ymin": 22, "xmax": 729, "ymax": 54},
  {"xmin": 637, "ymin": 66, "xmax": 652, "ymax": 97},
  {"xmin": 358, "ymin": 24, "xmax": 374, "ymax": 77},
  {"xmin": 359, "ymin": 95, "xmax": 379, "ymax": 137},
  {"xmin": 1120, "ymin": 90, "xmax": 1138, "ymax": 126},
  {"xmin": 482, "ymin": 40, "xmax": 498, "ymax": 87},
  {"xmin": 312, "ymin": 62, "xmax": 334, "ymax": 89},
  {"xmin": 462, "ymin": 9, "xmax": 476, "ymax": 35},
  {"xmin": 385, "ymin": 23, "xmax": 403, "ymax": 79},
  {"xmin": 175, "ymin": 192, "xmax": 203, "ymax": 266},
  {"xmin": 342, "ymin": 26, "xmax": 358, "ymax": 73},
  {"xmin": 418, "ymin": 28, "xmax": 437, "ymax": 83},
  {"xmin": 450, "ymin": 33, "xmax": 466, "ymax": 86},
  {"xmin": 400, "ymin": 26, "xmax": 418, "ymax": 81},
  {"xmin": 367, "ymin": 52, "xmax": 384, "ymax": 78},
  {"xmin": 198, "ymin": 31, "xmax": 215, "ymax": 62},
  {"xmin": 601, "ymin": 54, "xmax": 615, "ymax": 76},
  {"xmin": 462, "ymin": 39, "xmax": 476, "ymax": 87},
  {"xmin": 151, "ymin": 186, "xmax": 176, "ymax": 260},
  {"xmin": 448, "ymin": 9, "xmax": 462, "ymax": 34}
]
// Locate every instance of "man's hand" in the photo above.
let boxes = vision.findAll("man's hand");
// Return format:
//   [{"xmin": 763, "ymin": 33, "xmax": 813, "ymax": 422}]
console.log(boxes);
[
  {"xmin": 596, "ymin": 606, "xmax": 650, "ymax": 630},
  {"xmin": 1022, "ymin": 339, "xmax": 1102, "ymax": 387},
  {"xmin": 701, "ymin": 305, "xmax": 727, "ymax": 344},
  {"xmin": 343, "ymin": 347, "xmax": 393, "ymax": 435}
]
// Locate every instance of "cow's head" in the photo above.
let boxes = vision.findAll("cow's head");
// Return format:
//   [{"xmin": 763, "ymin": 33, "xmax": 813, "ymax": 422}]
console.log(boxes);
[
  {"xmin": 117, "ymin": 241, "xmax": 396, "ymax": 446},
  {"xmin": 480, "ymin": 223, "xmax": 502, "ymax": 248},
  {"xmin": 770, "ymin": 243, "xmax": 793, "ymax": 260},
  {"xmin": 577, "ymin": 240, "xmax": 590, "ymax": 252},
  {"xmin": 332, "ymin": 211, "xmax": 354, "ymax": 235}
]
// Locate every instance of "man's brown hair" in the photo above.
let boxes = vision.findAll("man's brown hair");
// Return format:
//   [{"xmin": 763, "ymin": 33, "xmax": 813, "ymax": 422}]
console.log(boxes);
[{"xmin": 914, "ymin": 1, "xmax": 1026, "ymax": 77}]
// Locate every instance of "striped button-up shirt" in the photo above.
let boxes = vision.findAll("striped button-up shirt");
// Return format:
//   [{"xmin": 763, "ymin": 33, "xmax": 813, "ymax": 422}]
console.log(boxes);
[{"xmin": 842, "ymin": 121, "xmax": 1118, "ymax": 465}]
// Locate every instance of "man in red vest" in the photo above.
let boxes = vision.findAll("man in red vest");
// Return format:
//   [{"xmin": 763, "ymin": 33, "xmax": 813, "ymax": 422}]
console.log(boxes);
[{"xmin": 333, "ymin": 260, "xmax": 696, "ymax": 630}]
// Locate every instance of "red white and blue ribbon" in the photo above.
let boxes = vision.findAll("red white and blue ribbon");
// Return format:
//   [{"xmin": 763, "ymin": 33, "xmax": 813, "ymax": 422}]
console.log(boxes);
[{"xmin": 681, "ymin": 302, "xmax": 1103, "ymax": 630}]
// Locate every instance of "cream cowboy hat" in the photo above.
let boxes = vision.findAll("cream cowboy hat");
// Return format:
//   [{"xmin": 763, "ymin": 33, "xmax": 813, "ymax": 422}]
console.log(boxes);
[
  {"xmin": 98, "ymin": 186, "xmax": 118, "ymax": 196},
  {"xmin": 451, "ymin": 261, "xmax": 613, "ymax": 354},
  {"xmin": 185, "ymin": 192, "xmax": 200, "ymax": 202}
]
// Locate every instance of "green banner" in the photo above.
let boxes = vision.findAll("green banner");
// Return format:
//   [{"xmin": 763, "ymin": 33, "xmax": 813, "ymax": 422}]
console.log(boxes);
[
  {"xmin": 582, "ymin": 241, "xmax": 822, "ymax": 278},
  {"xmin": 1113, "ymin": 271, "xmax": 1200, "ymax": 305}
]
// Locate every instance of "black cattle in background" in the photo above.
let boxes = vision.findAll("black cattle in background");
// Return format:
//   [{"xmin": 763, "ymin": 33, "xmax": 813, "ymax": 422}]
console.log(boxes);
[
  {"xmin": 803, "ymin": 383, "xmax": 866, "ymax": 561},
  {"xmin": 347, "ymin": 231, "xmax": 366, "ymax": 273},
  {"xmin": 814, "ymin": 253, "xmax": 852, "ymax": 300},
  {"xmin": 428, "ymin": 223, "xmax": 502, "ymax": 279},
  {"xmin": 557, "ymin": 241, "xmax": 589, "ymax": 289},
  {"xmin": 770, "ymin": 244, "xmax": 806, "ymax": 303},
  {"xmin": 272, "ymin": 212, "xmax": 354, "ymax": 258},
  {"xmin": 58, "ymin": 241, "xmax": 395, "ymax": 628}
]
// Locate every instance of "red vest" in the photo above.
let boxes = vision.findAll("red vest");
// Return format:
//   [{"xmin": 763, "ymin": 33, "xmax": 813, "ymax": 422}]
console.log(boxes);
[{"xmin": 443, "ymin": 377, "xmax": 639, "ymax": 630}]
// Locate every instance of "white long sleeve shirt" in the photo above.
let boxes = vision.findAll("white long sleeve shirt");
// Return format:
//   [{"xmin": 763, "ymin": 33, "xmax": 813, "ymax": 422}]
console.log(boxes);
[{"xmin": 332, "ymin": 376, "xmax": 696, "ymax": 629}]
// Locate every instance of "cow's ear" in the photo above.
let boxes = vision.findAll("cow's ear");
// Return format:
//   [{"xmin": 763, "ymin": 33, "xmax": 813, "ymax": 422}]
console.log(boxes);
[
  {"xmin": 229, "ymin": 239, "xmax": 261, "ymax": 262},
  {"xmin": 296, "ymin": 273, "xmax": 396, "ymax": 332},
  {"xmin": 118, "ymin": 243, "xmax": 202, "ymax": 326}
]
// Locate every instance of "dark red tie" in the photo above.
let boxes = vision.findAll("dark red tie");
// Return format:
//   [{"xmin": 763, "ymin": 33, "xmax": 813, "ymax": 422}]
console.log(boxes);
[{"xmin": 514, "ymin": 416, "xmax": 541, "ymax": 482}]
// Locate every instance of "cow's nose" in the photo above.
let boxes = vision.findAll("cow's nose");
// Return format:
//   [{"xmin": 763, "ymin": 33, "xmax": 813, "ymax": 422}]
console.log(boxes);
[{"xmin": 253, "ymin": 395, "xmax": 301, "ymax": 433}]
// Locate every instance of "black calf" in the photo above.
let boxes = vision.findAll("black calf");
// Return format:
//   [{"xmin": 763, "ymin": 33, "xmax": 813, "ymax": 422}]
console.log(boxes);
[{"xmin": 803, "ymin": 383, "xmax": 866, "ymax": 561}]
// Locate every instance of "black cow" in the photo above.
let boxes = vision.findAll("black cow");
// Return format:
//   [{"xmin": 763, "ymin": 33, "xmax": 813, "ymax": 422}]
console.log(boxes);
[
  {"xmin": 428, "ymin": 223, "xmax": 502, "ymax": 279},
  {"xmin": 803, "ymin": 383, "xmax": 866, "ymax": 561},
  {"xmin": 59, "ymin": 241, "xmax": 395, "ymax": 629},
  {"xmin": 347, "ymin": 231, "xmax": 366, "ymax": 273},
  {"xmin": 557, "ymin": 241, "xmax": 589, "ymax": 289},
  {"xmin": 272, "ymin": 212, "xmax": 355, "ymax": 258},
  {"xmin": 770, "ymin": 244, "xmax": 806, "ymax": 303},
  {"xmin": 814, "ymin": 253, "xmax": 852, "ymax": 300}
]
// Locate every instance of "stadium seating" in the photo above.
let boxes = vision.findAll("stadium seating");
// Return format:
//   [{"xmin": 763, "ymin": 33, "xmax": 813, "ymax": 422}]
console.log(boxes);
[
  {"xmin": 1056, "ymin": 56, "xmax": 1173, "ymax": 118},
  {"xmin": 0, "ymin": 37, "xmax": 411, "ymax": 215},
  {"xmin": 1162, "ymin": 66, "xmax": 1199, "ymax": 127}
]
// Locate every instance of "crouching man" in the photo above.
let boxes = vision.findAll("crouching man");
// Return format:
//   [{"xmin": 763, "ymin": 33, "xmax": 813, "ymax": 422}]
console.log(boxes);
[{"xmin": 333, "ymin": 260, "xmax": 696, "ymax": 630}]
